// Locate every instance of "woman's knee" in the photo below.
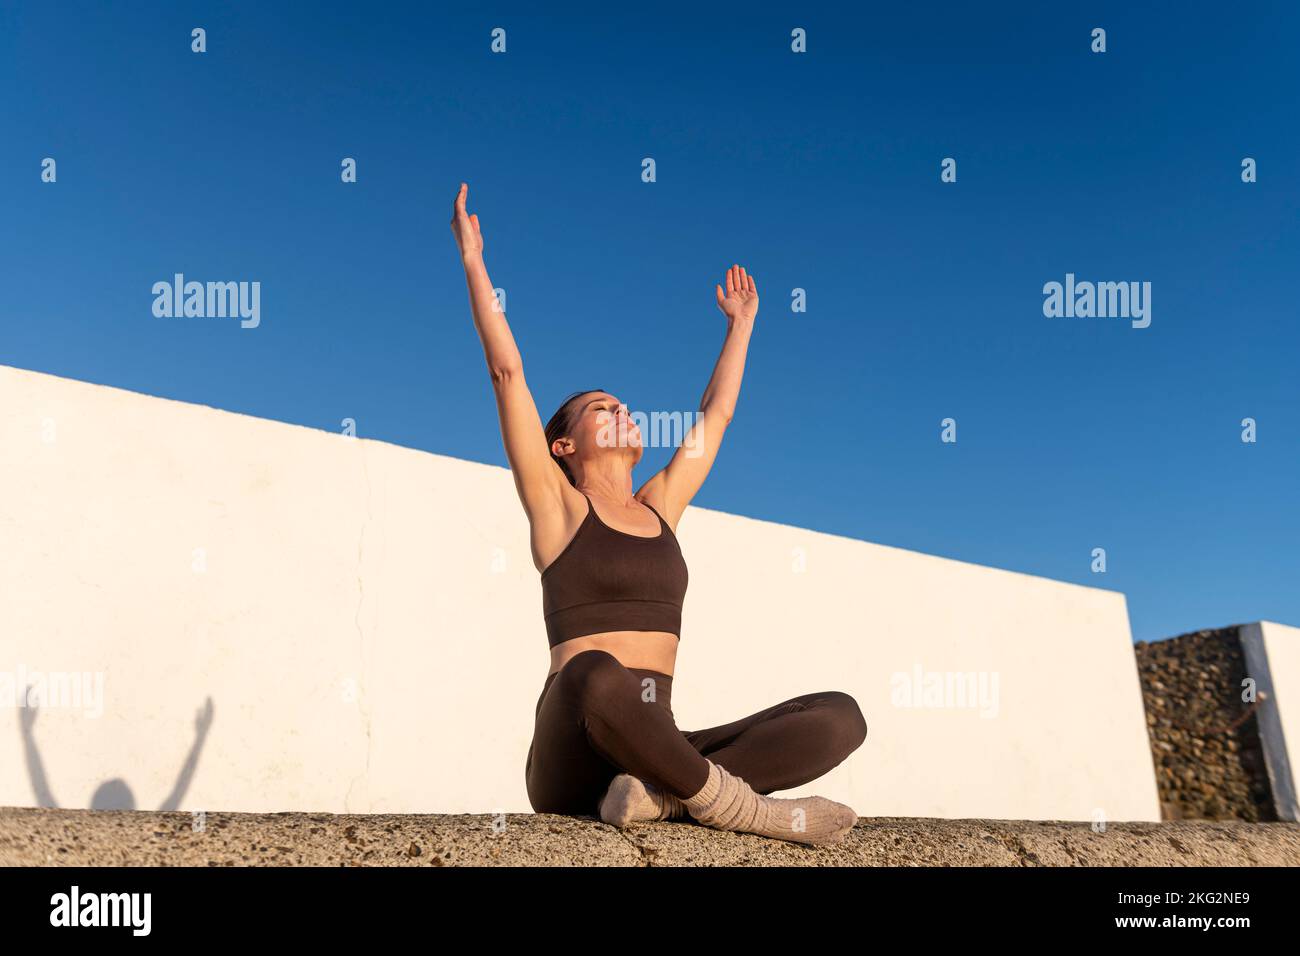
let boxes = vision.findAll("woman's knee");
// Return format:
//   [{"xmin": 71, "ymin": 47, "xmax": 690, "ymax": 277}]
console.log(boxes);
[
  {"xmin": 554, "ymin": 650, "xmax": 629, "ymax": 707},
  {"xmin": 823, "ymin": 691, "xmax": 869, "ymax": 752}
]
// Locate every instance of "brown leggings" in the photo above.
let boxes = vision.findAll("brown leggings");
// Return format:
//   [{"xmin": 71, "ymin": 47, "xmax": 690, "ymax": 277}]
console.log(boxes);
[{"xmin": 525, "ymin": 649, "xmax": 869, "ymax": 815}]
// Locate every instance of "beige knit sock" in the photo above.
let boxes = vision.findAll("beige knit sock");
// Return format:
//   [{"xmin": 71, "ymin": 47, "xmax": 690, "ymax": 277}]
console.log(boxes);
[
  {"xmin": 682, "ymin": 760, "xmax": 857, "ymax": 846},
  {"xmin": 599, "ymin": 773, "xmax": 690, "ymax": 826}
]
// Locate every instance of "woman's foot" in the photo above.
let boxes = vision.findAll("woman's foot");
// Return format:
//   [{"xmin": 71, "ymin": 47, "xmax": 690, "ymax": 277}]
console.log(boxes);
[
  {"xmin": 598, "ymin": 773, "xmax": 689, "ymax": 826},
  {"xmin": 682, "ymin": 761, "xmax": 857, "ymax": 846}
]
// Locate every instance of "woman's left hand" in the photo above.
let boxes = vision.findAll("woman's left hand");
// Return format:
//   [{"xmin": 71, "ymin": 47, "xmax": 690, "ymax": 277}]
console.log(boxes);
[{"xmin": 715, "ymin": 264, "xmax": 758, "ymax": 323}]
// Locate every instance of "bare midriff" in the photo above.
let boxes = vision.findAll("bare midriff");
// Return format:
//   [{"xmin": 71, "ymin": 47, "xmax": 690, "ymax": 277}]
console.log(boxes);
[{"xmin": 548, "ymin": 630, "xmax": 679, "ymax": 678}]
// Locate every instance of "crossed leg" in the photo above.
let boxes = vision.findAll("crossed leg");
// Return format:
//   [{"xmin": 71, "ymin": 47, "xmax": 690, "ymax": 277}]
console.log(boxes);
[
  {"xmin": 525, "ymin": 649, "xmax": 868, "ymax": 816},
  {"xmin": 526, "ymin": 650, "xmax": 711, "ymax": 814},
  {"xmin": 682, "ymin": 690, "xmax": 869, "ymax": 795}
]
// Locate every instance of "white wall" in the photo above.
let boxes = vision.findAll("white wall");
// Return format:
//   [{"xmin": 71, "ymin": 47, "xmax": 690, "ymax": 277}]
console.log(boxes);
[
  {"xmin": 0, "ymin": 364, "xmax": 1162, "ymax": 820},
  {"xmin": 1241, "ymin": 622, "xmax": 1300, "ymax": 820}
]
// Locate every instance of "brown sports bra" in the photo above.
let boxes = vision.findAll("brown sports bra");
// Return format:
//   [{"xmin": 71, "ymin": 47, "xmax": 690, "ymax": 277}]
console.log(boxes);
[{"xmin": 540, "ymin": 492, "xmax": 689, "ymax": 648}]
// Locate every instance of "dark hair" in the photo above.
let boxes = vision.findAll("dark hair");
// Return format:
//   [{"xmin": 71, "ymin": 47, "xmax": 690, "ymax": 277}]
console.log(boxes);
[{"xmin": 544, "ymin": 388, "xmax": 604, "ymax": 488}]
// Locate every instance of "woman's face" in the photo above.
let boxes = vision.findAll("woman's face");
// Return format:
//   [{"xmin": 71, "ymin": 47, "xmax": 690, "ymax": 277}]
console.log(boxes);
[{"xmin": 574, "ymin": 391, "xmax": 643, "ymax": 460}]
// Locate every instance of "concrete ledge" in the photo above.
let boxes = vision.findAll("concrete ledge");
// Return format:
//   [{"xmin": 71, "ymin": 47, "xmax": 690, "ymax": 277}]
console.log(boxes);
[{"xmin": 3, "ymin": 808, "xmax": 1298, "ymax": 866}]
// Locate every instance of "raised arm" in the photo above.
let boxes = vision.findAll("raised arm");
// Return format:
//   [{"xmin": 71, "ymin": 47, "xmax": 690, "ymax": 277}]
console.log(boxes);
[
  {"xmin": 450, "ymin": 183, "xmax": 569, "ymax": 534},
  {"xmin": 636, "ymin": 264, "xmax": 758, "ymax": 528}
]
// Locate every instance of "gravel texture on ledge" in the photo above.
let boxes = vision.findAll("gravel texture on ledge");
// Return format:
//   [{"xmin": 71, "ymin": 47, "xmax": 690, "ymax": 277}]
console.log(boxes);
[{"xmin": 3, "ymin": 807, "xmax": 1298, "ymax": 866}]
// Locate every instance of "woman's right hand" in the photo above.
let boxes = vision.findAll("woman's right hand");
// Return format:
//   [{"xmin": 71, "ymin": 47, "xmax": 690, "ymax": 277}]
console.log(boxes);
[{"xmin": 450, "ymin": 182, "xmax": 484, "ymax": 261}]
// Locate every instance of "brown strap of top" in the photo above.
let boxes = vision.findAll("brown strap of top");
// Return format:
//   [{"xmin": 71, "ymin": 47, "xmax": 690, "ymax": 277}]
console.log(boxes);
[{"xmin": 639, "ymin": 498, "xmax": 673, "ymax": 536}]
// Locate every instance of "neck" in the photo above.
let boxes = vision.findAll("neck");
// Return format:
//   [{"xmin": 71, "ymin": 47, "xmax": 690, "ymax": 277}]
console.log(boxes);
[{"xmin": 576, "ymin": 460, "xmax": 635, "ymax": 503}]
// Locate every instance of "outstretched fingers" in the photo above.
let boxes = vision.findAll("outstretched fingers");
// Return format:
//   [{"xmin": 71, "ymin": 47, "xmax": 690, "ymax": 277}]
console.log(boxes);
[{"xmin": 723, "ymin": 264, "xmax": 756, "ymax": 299}]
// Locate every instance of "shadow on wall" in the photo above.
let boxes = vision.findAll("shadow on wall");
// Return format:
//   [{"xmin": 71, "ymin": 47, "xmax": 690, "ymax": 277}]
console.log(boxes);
[{"xmin": 18, "ymin": 685, "xmax": 214, "ymax": 811}]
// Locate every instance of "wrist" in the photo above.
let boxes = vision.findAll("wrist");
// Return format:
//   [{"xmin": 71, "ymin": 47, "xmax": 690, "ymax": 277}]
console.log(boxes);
[{"xmin": 461, "ymin": 250, "xmax": 485, "ymax": 270}]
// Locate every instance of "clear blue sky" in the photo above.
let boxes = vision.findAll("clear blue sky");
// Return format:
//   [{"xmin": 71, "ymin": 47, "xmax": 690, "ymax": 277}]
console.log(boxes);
[{"xmin": 2, "ymin": 2, "xmax": 1297, "ymax": 643}]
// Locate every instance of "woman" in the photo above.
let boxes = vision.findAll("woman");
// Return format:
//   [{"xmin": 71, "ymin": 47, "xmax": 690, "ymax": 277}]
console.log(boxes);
[{"xmin": 451, "ymin": 183, "xmax": 867, "ymax": 845}]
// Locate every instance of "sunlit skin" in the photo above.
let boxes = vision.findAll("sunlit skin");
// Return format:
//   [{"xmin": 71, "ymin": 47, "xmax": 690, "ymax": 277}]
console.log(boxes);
[{"xmin": 451, "ymin": 182, "xmax": 758, "ymax": 680}]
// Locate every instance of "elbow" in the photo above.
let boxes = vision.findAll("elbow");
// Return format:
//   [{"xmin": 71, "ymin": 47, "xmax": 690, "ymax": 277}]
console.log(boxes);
[
  {"xmin": 700, "ymin": 396, "xmax": 733, "ymax": 425},
  {"xmin": 489, "ymin": 364, "xmax": 523, "ymax": 387}
]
